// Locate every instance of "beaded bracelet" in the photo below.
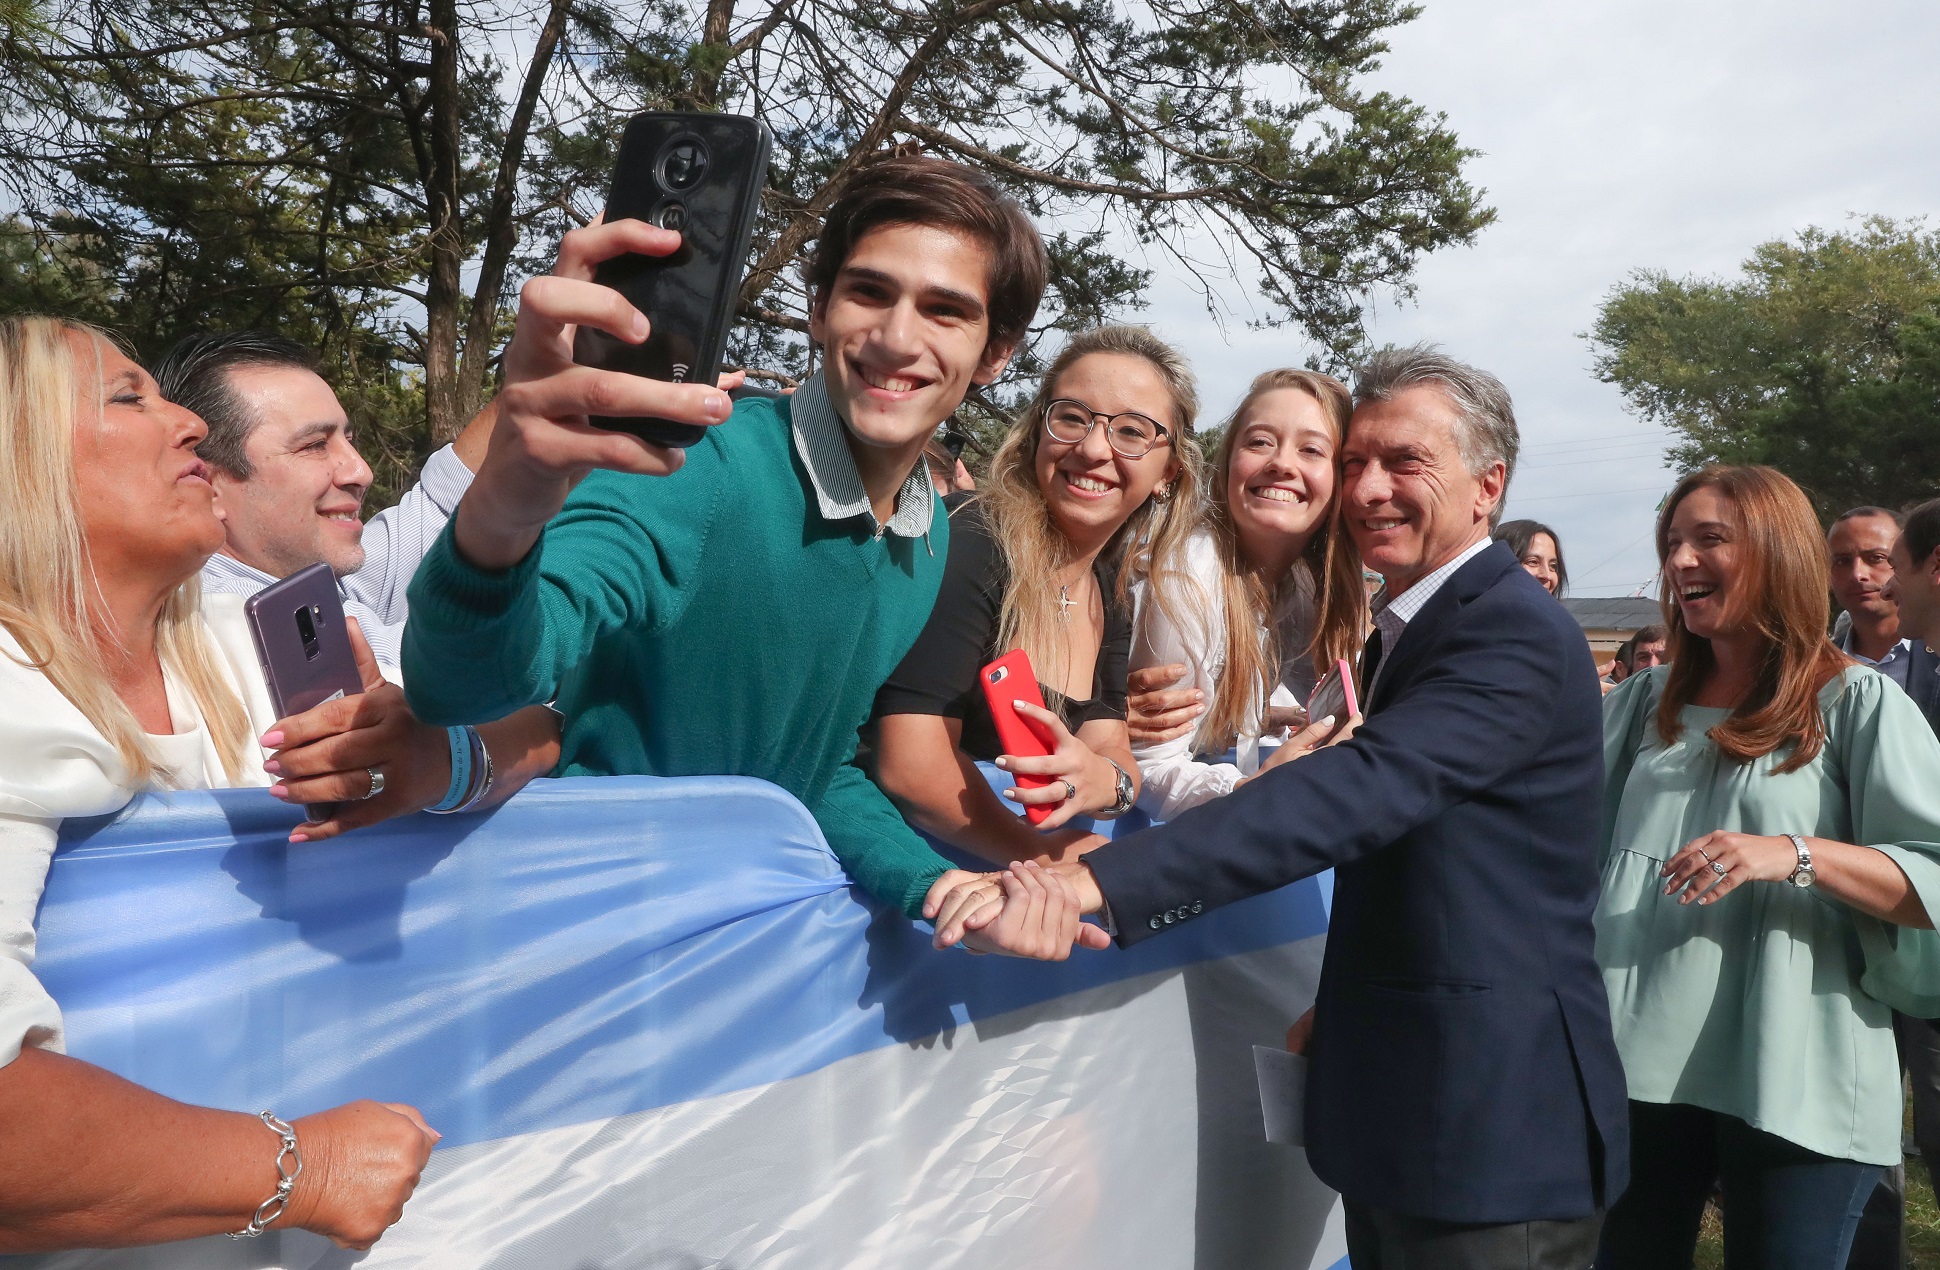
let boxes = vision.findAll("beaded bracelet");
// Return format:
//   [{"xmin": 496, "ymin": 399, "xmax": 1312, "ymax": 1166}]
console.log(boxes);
[{"xmin": 426, "ymin": 725, "xmax": 475, "ymax": 813}]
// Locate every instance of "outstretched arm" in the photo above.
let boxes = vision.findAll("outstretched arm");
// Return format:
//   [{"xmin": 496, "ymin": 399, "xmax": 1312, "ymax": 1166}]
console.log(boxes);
[
  {"xmin": 1074, "ymin": 601, "xmax": 1566, "ymax": 943},
  {"xmin": 0, "ymin": 1047, "xmax": 434, "ymax": 1253}
]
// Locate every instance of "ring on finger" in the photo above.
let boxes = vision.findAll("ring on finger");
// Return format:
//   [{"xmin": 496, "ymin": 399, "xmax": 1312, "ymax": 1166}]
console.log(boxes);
[
  {"xmin": 361, "ymin": 767, "xmax": 386, "ymax": 801},
  {"xmin": 1697, "ymin": 847, "xmax": 1712, "ymax": 862},
  {"xmin": 1710, "ymin": 860, "xmax": 1727, "ymax": 875},
  {"xmin": 1060, "ymin": 779, "xmax": 1077, "ymax": 802}
]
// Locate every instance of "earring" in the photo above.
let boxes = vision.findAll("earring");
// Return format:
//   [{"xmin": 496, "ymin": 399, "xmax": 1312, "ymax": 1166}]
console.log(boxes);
[{"xmin": 1154, "ymin": 483, "xmax": 1172, "ymax": 502}]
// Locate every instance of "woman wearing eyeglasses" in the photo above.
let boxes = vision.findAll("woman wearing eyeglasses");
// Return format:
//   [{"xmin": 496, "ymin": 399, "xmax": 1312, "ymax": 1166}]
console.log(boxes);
[{"xmin": 869, "ymin": 325, "xmax": 1201, "ymax": 863}]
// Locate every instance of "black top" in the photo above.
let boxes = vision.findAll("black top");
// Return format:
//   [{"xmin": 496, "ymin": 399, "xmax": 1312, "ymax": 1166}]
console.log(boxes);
[{"xmin": 873, "ymin": 495, "xmax": 1131, "ymax": 761}]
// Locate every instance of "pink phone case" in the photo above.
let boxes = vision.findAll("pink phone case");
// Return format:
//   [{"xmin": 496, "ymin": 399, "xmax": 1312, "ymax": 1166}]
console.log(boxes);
[{"xmin": 1305, "ymin": 657, "xmax": 1359, "ymax": 723}]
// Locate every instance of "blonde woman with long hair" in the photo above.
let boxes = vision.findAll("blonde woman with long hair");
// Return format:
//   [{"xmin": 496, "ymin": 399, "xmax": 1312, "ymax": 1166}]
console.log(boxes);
[
  {"xmin": 872, "ymin": 326, "xmax": 1202, "ymax": 863},
  {"xmin": 1125, "ymin": 368, "xmax": 1367, "ymax": 820},
  {"xmin": 0, "ymin": 317, "xmax": 433, "ymax": 1252}
]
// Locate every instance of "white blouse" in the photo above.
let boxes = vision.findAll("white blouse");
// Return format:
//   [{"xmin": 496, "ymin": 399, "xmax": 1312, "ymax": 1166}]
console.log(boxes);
[
  {"xmin": 0, "ymin": 594, "xmax": 275, "ymax": 1066},
  {"xmin": 1128, "ymin": 528, "xmax": 1318, "ymax": 821}
]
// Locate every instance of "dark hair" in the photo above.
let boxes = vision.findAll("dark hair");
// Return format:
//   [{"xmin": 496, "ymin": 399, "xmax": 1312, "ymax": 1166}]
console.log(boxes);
[
  {"xmin": 151, "ymin": 332, "xmax": 318, "ymax": 479},
  {"xmin": 1834, "ymin": 504, "xmax": 1904, "ymax": 529},
  {"xmin": 802, "ymin": 154, "xmax": 1047, "ymax": 353},
  {"xmin": 1492, "ymin": 518, "xmax": 1568, "ymax": 596},
  {"xmin": 1906, "ymin": 498, "xmax": 1940, "ymax": 567},
  {"xmin": 1622, "ymin": 623, "xmax": 1668, "ymax": 667}
]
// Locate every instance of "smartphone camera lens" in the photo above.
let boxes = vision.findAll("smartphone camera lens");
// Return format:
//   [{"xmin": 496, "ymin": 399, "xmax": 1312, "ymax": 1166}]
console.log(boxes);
[
  {"xmin": 293, "ymin": 604, "xmax": 319, "ymax": 660},
  {"xmin": 659, "ymin": 138, "xmax": 707, "ymax": 192},
  {"xmin": 655, "ymin": 202, "xmax": 687, "ymax": 233}
]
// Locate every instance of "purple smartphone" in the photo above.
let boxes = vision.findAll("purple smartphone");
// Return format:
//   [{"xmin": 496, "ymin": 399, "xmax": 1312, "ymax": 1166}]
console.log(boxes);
[{"xmin": 242, "ymin": 562, "xmax": 364, "ymax": 821}]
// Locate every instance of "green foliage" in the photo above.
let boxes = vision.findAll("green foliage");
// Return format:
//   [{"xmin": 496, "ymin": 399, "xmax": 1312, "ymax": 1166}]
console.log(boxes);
[
  {"xmin": 2, "ymin": 0, "xmax": 1491, "ymax": 509},
  {"xmin": 1590, "ymin": 217, "xmax": 1940, "ymax": 519}
]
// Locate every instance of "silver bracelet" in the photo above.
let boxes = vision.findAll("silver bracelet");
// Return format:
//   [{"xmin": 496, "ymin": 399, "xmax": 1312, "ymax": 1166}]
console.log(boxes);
[
  {"xmin": 452, "ymin": 731, "xmax": 496, "ymax": 812},
  {"xmin": 228, "ymin": 1111, "xmax": 303, "ymax": 1238}
]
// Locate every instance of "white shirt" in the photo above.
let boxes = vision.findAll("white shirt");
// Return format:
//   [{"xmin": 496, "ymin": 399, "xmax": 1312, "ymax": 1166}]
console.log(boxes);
[
  {"xmin": 0, "ymin": 595, "xmax": 275, "ymax": 1067},
  {"xmin": 198, "ymin": 442, "xmax": 474, "ymax": 671},
  {"xmin": 1128, "ymin": 528, "xmax": 1318, "ymax": 820},
  {"xmin": 1366, "ymin": 535, "xmax": 1495, "ymax": 701}
]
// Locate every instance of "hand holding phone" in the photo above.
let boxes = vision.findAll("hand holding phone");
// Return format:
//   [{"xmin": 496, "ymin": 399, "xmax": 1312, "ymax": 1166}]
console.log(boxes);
[
  {"xmin": 980, "ymin": 649, "xmax": 1060, "ymax": 825},
  {"xmin": 452, "ymin": 216, "xmax": 738, "ymax": 573},
  {"xmin": 1305, "ymin": 657, "xmax": 1359, "ymax": 725},
  {"xmin": 244, "ymin": 564, "xmax": 366, "ymax": 823},
  {"xmin": 574, "ymin": 111, "xmax": 773, "ymax": 447}
]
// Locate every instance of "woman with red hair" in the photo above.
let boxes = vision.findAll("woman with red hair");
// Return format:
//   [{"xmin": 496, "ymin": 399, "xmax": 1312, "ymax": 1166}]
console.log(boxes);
[{"xmin": 1596, "ymin": 465, "xmax": 1940, "ymax": 1267}]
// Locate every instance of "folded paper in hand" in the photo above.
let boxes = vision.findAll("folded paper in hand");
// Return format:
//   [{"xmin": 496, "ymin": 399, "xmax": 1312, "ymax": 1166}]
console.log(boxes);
[{"xmin": 1254, "ymin": 1044, "xmax": 1307, "ymax": 1147}]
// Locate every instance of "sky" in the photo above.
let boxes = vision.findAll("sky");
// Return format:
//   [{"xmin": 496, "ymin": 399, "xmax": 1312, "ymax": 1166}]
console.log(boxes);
[{"xmin": 1132, "ymin": 0, "xmax": 1940, "ymax": 598}]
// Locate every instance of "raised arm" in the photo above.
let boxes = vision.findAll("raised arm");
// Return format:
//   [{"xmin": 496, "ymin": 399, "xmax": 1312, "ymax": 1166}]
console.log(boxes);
[{"xmin": 450, "ymin": 218, "xmax": 732, "ymax": 574}]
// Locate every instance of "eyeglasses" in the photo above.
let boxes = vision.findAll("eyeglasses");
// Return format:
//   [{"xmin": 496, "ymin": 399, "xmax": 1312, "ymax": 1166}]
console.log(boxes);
[{"xmin": 1042, "ymin": 398, "xmax": 1170, "ymax": 459}]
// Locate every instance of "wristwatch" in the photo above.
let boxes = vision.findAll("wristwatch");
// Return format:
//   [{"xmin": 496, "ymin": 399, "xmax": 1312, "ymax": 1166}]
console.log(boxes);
[
  {"xmin": 1094, "ymin": 758, "xmax": 1137, "ymax": 820},
  {"xmin": 1784, "ymin": 833, "xmax": 1815, "ymax": 888}
]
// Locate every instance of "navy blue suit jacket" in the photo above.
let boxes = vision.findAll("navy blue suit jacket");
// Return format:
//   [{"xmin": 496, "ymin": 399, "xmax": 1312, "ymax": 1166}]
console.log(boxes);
[
  {"xmin": 1086, "ymin": 543, "xmax": 1629, "ymax": 1224},
  {"xmin": 1907, "ymin": 641, "xmax": 1940, "ymax": 738}
]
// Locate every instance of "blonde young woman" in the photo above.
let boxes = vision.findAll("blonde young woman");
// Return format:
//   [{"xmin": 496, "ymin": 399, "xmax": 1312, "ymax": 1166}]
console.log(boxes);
[
  {"xmin": 0, "ymin": 317, "xmax": 435, "ymax": 1252},
  {"xmin": 1125, "ymin": 369, "xmax": 1367, "ymax": 820},
  {"xmin": 871, "ymin": 325, "xmax": 1202, "ymax": 862},
  {"xmin": 1597, "ymin": 466, "xmax": 1940, "ymax": 1268}
]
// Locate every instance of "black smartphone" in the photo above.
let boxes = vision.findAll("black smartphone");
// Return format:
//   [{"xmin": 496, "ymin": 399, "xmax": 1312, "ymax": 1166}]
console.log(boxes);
[
  {"xmin": 573, "ymin": 111, "xmax": 773, "ymax": 447},
  {"xmin": 242, "ymin": 563, "xmax": 365, "ymax": 822}
]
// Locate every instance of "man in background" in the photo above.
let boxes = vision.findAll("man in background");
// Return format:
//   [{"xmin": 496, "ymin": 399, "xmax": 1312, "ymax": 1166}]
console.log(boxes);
[
  {"xmin": 1604, "ymin": 623, "xmax": 1668, "ymax": 689},
  {"xmin": 1829, "ymin": 506, "xmax": 1934, "ymax": 705},
  {"xmin": 153, "ymin": 332, "xmax": 494, "ymax": 671},
  {"xmin": 152, "ymin": 332, "xmax": 560, "ymax": 840},
  {"xmin": 1843, "ymin": 499, "xmax": 1940, "ymax": 1270}
]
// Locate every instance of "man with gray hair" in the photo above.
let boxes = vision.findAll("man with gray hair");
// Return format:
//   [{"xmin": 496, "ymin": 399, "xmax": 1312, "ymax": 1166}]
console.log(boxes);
[{"xmin": 1055, "ymin": 344, "xmax": 1629, "ymax": 1268}]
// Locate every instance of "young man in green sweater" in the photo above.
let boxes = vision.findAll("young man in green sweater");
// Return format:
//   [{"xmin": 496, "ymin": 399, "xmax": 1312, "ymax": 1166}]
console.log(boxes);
[{"xmin": 402, "ymin": 155, "xmax": 1106, "ymax": 960}]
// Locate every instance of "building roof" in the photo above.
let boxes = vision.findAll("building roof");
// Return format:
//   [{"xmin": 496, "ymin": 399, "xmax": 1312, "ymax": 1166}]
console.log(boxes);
[{"xmin": 1561, "ymin": 597, "xmax": 1663, "ymax": 633}]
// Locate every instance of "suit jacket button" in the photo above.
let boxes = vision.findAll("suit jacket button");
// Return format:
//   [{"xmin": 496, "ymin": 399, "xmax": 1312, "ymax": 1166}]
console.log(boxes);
[
  {"xmin": 1163, "ymin": 911, "xmax": 1176, "ymax": 924},
  {"xmin": 1148, "ymin": 915, "xmax": 1162, "ymax": 930},
  {"xmin": 1191, "ymin": 901, "xmax": 1203, "ymax": 914}
]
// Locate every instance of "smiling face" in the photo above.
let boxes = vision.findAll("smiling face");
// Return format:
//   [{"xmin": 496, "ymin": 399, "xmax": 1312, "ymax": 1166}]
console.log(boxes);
[
  {"xmin": 69, "ymin": 332, "xmax": 225, "ymax": 586},
  {"xmin": 1517, "ymin": 531, "xmax": 1561, "ymax": 595},
  {"xmin": 1662, "ymin": 484, "xmax": 1745, "ymax": 641},
  {"xmin": 1225, "ymin": 387, "xmax": 1337, "ymax": 569},
  {"xmin": 1827, "ymin": 513, "xmax": 1900, "ymax": 627},
  {"xmin": 1341, "ymin": 385, "xmax": 1503, "ymax": 593},
  {"xmin": 1030, "ymin": 351, "xmax": 1180, "ymax": 553},
  {"xmin": 808, "ymin": 222, "xmax": 1014, "ymax": 455},
  {"xmin": 209, "ymin": 364, "xmax": 371, "ymax": 578}
]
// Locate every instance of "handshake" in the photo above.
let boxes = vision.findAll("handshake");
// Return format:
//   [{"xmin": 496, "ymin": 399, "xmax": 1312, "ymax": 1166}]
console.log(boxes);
[{"xmin": 923, "ymin": 860, "xmax": 1112, "ymax": 959}]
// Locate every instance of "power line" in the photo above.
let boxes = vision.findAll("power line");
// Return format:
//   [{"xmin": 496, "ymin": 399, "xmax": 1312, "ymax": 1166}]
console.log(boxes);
[
  {"xmin": 1520, "ymin": 457, "xmax": 1676, "ymax": 476},
  {"xmin": 1520, "ymin": 429, "xmax": 1669, "ymax": 453},
  {"xmin": 1508, "ymin": 482, "xmax": 1668, "ymax": 504}
]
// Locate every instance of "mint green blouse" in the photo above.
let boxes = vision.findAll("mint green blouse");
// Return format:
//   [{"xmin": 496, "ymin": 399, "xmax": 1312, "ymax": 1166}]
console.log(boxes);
[{"xmin": 1597, "ymin": 665, "xmax": 1940, "ymax": 1164}]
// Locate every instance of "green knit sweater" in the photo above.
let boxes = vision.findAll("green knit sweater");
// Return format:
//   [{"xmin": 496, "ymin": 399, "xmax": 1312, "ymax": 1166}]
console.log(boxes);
[{"xmin": 401, "ymin": 392, "xmax": 954, "ymax": 917}]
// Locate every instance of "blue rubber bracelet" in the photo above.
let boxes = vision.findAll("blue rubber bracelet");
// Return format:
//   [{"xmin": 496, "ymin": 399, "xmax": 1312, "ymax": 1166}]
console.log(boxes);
[{"xmin": 427, "ymin": 726, "xmax": 473, "ymax": 813}]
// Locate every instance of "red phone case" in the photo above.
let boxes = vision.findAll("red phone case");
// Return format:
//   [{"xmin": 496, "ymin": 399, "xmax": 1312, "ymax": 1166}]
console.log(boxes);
[{"xmin": 979, "ymin": 648, "xmax": 1058, "ymax": 825}]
